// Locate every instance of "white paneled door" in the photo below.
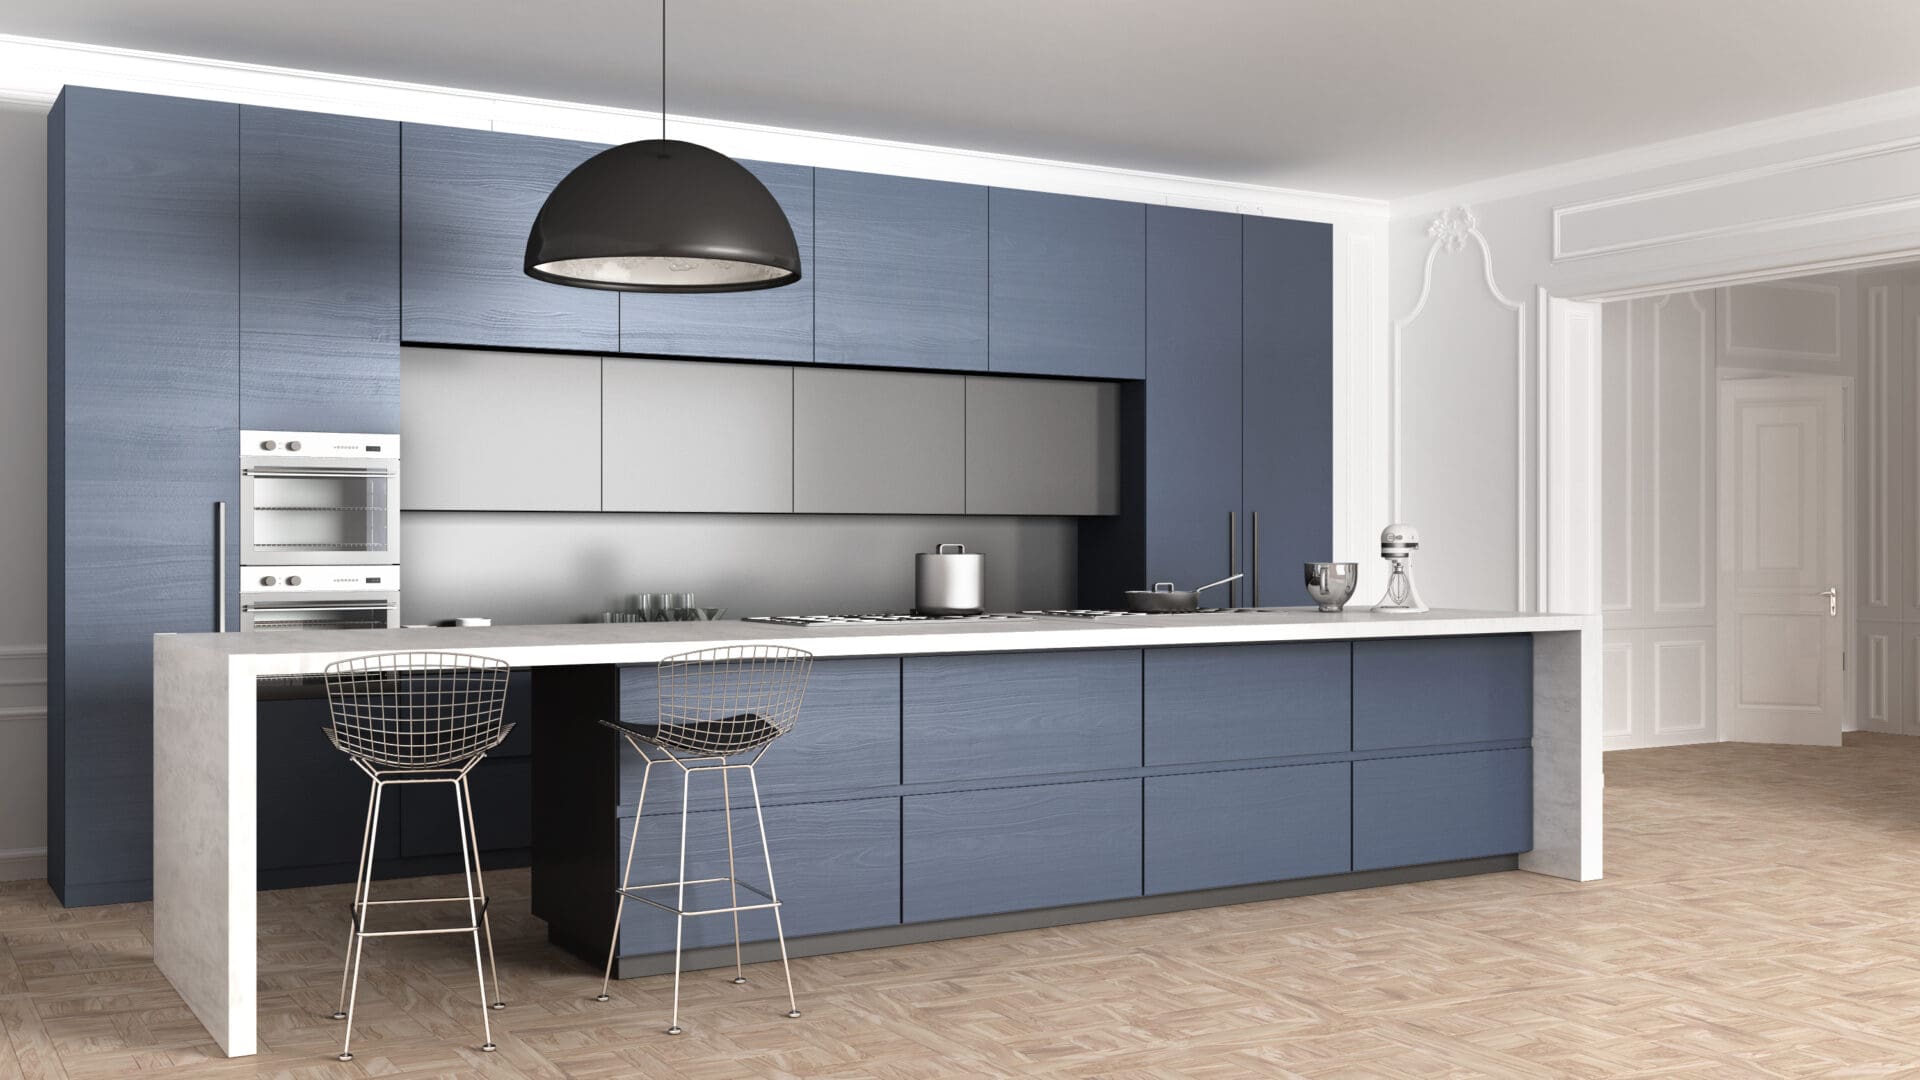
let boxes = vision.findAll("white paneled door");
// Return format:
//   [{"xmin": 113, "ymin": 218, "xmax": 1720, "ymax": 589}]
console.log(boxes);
[{"xmin": 1715, "ymin": 378, "xmax": 1845, "ymax": 745}]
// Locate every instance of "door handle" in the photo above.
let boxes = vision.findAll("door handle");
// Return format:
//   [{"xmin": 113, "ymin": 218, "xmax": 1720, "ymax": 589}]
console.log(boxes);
[
  {"xmin": 1227, "ymin": 511, "xmax": 1239, "ymax": 609},
  {"xmin": 215, "ymin": 500, "xmax": 227, "ymax": 632},
  {"xmin": 1819, "ymin": 587, "xmax": 1837, "ymax": 617},
  {"xmin": 1250, "ymin": 511, "xmax": 1260, "ymax": 609}
]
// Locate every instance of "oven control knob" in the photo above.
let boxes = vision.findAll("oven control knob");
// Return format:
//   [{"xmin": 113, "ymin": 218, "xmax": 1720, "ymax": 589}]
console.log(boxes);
[
  {"xmin": 259, "ymin": 575, "xmax": 276, "ymax": 587},
  {"xmin": 287, "ymin": 575, "xmax": 302, "ymax": 587},
  {"xmin": 287, "ymin": 440, "xmax": 302, "ymax": 451},
  {"xmin": 259, "ymin": 439, "xmax": 276, "ymax": 451}
]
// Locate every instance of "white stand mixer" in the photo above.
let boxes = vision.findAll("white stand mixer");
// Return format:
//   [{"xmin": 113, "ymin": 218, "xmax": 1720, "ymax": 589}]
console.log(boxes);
[{"xmin": 1371, "ymin": 523, "xmax": 1429, "ymax": 614}]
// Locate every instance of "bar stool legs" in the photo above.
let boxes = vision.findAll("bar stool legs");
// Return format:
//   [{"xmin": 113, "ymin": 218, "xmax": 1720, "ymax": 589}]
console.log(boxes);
[{"xmin": 596, "ymin": 752, "xmax": 801, "ymax": 1034}]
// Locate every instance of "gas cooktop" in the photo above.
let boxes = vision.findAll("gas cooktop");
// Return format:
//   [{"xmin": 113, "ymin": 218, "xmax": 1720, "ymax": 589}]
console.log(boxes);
[{"xmin": 742, "ymin": 612, "xmax": 1035, "ymax": 627}]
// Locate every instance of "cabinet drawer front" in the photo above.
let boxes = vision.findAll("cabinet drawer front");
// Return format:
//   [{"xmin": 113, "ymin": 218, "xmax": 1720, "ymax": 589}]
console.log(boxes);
[
  {"xmin": 601, "ymin": 358, "xmax": 794, "ymax": 513},
  {"xmin": 400, "ymin": 123, "xmax": 615, "ymax": 352},
  {"xmin": 1144, "ymin": 643, "xmax": 1350, "ymax": 765},
  {"xmin": 618, "ymin": 797, "xmax": 900, "ymax": 954},
  {"xmin": 793, "ymin": 367, "xmax": 965, "ymax": 514},
  {"xmin": 903, "ymin": 779, "xmax": 1141, "ymax": 923},
  {"xmin": 1145, "ymin": 764, "xmax": 1349, "ymax": 894},
  {"xmin": 1353, "ymin": 635, "xmax": 1532, "ymax": 751},
  {"xmin": 902, "ymin": 651, "xmax": 1141, "ymax": 784},
  {"xmin": 399, "ymin": 347, "xmax": 602, "ymax": 511},
  {"xmin": 621, "ymin": 658, "xmax": 901, "ymax": 812},
  {"xmin": 1352, "ymin": 749, "xmax": 1532, "ymax": 871},
  {"xmin": 963, "ymin": 376, "xmax": 1121, "ymax": 516}
]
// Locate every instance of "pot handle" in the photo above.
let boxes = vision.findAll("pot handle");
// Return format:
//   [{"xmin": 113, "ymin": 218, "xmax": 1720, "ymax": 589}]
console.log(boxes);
[
  {"xmin": 1151, "ymin": 582, "xmax": 1176, "ymax": 593},
  {"xmin": 936, "ymin": 543, "xmax": 967, "ymax": 555}
]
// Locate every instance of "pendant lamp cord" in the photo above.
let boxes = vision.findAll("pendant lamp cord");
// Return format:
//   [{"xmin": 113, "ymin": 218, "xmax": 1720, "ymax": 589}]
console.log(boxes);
[{"xmin": 660, "ymin": 0, "xmax": 668, "ymax": 140}]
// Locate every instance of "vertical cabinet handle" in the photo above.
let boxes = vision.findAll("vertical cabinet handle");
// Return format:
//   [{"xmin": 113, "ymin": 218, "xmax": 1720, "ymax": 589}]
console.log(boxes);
[
  {"xmin": 215, "ymin": 500, "xmax": 227, "ymax": 632},
  {"xmin": 1227, "ymin": 510, "xmax": 1239, "ymax": 609},
  {"xmin": 1250, "ymin": 511, "xmax": 1260, "ymax": 609}
]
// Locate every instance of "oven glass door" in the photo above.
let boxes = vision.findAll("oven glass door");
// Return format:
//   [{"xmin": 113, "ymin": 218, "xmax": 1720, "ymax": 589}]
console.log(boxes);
[
  {"xmin": 242, "ymin": 463, "xmax": 397, "ymax": 565},
  {"xmin": 242, "ymin": 597, "xmax": 397, "ymax": 632}
]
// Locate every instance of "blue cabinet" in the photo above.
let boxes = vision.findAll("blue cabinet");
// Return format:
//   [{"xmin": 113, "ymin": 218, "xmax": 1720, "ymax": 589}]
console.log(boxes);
[
  {"xmin": 1145, "ymin": 764, "xmax": 1350, "ymax": 893},
  {"xmin": 1145, "ymin": 205, "xmax": 1243, "ymax": 594},
  {"xmin": 815, "ymin": 170, "xmax": 988, "ymax": 370},
  {"xmin": 620, "ymin": 658, "xmax": 901, "ymax": 813},
  {"xmin": 49, "ymin": 88, "xmax": 241, "ymax": 904},
  {"xmin": 902, "ymin": 650, "xmax": 1140, "ymax": 784},
  {"xmin": 1143, "ymin": 643, "xmax": 1350, "ymax": 766},
  {"xmin": 1352, "ymin": 635, "xmax": 1532, "ymax": 751},
  {"xmin": 1241, "ymin": 216, "xmax": 1333, "ymax": 603},
  {"xmin": 618, "ymin": 797, "xmax": 900, "ymax": 954},
  {"xmin": 989, "ymin": 189, "xmax": 1145, "ymax": 378},
  {"xmin": 620, "ymin": 160, "xmax": 815, "ymax": 363},
  {"xmin": 1352, "ymin": 749, "xmax": 1532, "ymax": 870},
  {"xmin": 903, "ymin": 779, "xmax": 1141, "ymax": 922},
  {"xmin": 256, "ymin": 697, "xmax": 399, "ymax": 876},
  {"xmin": 240, "ymin": 107, "xmax": 400, "ymax": 433},
  {"xmin": 401, "ymin": 123, "xmax": 616, "ymax": 352}
]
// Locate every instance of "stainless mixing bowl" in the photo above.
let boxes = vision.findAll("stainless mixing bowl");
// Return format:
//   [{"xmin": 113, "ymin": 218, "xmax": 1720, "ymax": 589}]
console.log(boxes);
[{"xmin": 1303, "ymin": 562, "xmax": 1358, "ymax": 612}]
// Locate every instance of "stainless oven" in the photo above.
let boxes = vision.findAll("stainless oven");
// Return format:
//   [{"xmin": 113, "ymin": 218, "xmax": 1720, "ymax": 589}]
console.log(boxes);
[
  {"xmin": 240, "ymin": 565, "xmax": 401, "ymax": 632},
  {"xmin": 240, "ymin": 431, "xmax": 400, "ymax": 566}
]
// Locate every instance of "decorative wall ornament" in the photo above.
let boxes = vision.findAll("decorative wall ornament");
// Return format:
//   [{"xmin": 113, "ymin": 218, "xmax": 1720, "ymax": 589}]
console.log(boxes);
[{"xmin": 1427, "ymin": 206, "xmax": 1479, "ymax": 253}]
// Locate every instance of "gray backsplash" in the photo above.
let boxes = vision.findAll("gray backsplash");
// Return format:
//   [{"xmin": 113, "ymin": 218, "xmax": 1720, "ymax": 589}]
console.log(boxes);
[{"xmin": 400, "ymin": 513, "xmax": 1079, "ymax": 625}]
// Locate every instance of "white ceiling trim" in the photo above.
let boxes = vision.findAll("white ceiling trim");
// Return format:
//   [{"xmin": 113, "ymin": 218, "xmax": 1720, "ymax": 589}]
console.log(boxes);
[
  {"xmin": 0, "ymin": 32, "xmax": 1385, "ymax": 222},
  {"xmin": 1392, "ymin": 81, "xmax": 1920, "ymax": 220}
]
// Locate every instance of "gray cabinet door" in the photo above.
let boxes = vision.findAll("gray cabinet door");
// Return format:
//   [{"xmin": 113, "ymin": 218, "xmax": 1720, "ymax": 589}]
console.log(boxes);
[
  {"xmin": 794, "ymin": 368, "xmax": 964, "ymax": 514},
  {"xmin": 399, "ymin": 347, "xmax": 601, "ymax": 511},
  {"xmin": 965, "ymin": 376, "xmax": 1120, "ymax": 515},
  {"xmin": 602, "ymin": 357, "xmax": 795, "ymax": 512}
]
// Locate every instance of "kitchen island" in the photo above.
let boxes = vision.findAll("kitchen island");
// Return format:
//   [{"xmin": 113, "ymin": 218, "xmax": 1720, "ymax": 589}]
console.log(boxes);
[{"xmin": 153, "ymin": 608, "xmax": 1598, "ymax": 1056}]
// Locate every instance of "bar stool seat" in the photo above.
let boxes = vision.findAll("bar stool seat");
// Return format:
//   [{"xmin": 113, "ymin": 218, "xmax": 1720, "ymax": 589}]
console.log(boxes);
[
  {"xmin": 321, "ymin": 651, "xmax": 513, "ymax": 1063},
  {"xmin": 593, "ymin": 645, "xmax": 813, "ymax": 1035}
]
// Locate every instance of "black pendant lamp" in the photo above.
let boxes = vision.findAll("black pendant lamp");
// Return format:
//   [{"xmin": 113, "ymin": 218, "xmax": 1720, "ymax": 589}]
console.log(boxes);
[{"xmin": 524, "ymin": 2, "xmax": 800, "ymax": 292}]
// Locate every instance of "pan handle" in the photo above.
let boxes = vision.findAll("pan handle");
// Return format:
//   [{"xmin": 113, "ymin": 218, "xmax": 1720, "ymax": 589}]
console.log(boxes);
[{"xmin": 1194, "ymin": 572, "xmax": 1244, "ymax": 595}]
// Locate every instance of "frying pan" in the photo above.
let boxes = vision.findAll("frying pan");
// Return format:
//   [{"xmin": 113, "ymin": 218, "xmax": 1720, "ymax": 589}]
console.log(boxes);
[{"xmin": 1123, "ymin": 573, "xmax": 1243, "ymax": 613}]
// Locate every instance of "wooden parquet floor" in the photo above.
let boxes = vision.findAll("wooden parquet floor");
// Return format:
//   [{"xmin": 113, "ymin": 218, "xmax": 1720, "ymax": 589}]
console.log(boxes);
[{"xmin": 9, "ymin": 734, "xmax": 1920, "ymax": 1077}]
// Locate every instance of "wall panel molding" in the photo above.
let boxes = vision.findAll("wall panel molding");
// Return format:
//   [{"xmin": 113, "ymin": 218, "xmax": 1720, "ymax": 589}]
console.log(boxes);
[
  {"xmin": 1866, "ymin": 287, "xmax": 1890, "ymax": 608},
  {"xmin": 1651, "ymin": 294, "xmax": 1711, "ymax": 614},
  {"xmin": 1721, "ymin": 282, "xmax": 1842, "ymax": 362},
  {"xmin": 1652, "ymin": 639, "xmax": 1711, "ymax": 735},
  {"xmin": 1867, "ymin": 631, "xmax": 1889, "ymax": 726},
  {"xmin": 1601, "ymin": 642, "xmax": 1634, "ymax": 738}
]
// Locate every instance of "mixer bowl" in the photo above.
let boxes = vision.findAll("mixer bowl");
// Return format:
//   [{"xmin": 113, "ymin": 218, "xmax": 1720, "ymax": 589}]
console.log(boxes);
[{"xmin": 1304, "ymin": 562, "xmax": 1359, "ymax": 612}]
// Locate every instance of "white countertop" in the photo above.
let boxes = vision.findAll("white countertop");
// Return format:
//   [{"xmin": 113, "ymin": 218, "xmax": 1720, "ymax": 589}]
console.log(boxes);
[{"xmin": 157, "ymin": 608, "xmax": 1596, "ymax": 677}]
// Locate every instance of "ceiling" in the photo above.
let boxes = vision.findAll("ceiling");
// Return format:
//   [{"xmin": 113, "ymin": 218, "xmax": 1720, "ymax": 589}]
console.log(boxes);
[{"xmin": 7, "ymin": 0, "xmax": 1920, "ymax": 199}]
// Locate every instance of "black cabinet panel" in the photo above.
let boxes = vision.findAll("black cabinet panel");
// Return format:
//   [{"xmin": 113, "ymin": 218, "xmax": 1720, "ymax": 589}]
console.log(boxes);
[
  {"xmin": 240, "ymin": 107, "xmax": 400, "ymax": 433},
  {"xmin": 257, "ymin": 698, "xmax": 398, "ymax": 873},
  {"xmin": 399, "ymin": 759, "xmax": 532, "ymax": 858},
  {"xmin": 401, "ymin": 123, "xmax": 616, "ymax": 352},
  {"xmin": 50, "ymin": 88, "xmax": 240, "ymax": 902}
]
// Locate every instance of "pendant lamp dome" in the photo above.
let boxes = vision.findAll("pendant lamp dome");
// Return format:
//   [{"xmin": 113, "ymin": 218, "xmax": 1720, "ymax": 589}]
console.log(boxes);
[{"xmin": 523, "ymin": 3, "xmax": 800, "ymax": 292}]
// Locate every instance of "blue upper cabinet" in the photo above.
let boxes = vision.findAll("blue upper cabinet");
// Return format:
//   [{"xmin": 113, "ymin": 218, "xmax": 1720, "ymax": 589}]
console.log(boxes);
[
  {"xmin": 401, "ymin": 123, "xmax": 616, "ymax": 352},
  {"xmin": 241, "ymin": 107, "xmax": 400, "ymax": 433},
  {"xmin": 1146, "ymin": 205, "xmax": 1243, "ymax": 594},
  {"xmin": 814, "ymin": 169, "xmax": 988, "ymax": 370},
  {"xmin": 989, "ymin": 188, "xmax": 1145, "ymax": 378},
  {"xmin": 1242, "ymin": 216, "xmax": 1333, "ymax": 602},
  {"xmin": 50, "ymin": 88, "xmax": 240, "ymax": 904},
  {"xmin": 620, "ymin": 160, "xmax": 815, "ymax": 362}
]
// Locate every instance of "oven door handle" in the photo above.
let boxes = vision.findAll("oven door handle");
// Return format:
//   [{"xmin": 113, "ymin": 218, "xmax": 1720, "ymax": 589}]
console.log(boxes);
[
  {"xmin": 243, "ymin": 467, "xmax": 395, "ymax": 479},
  {"xmin": 241, "ymin": 601, "xmax": 396, "ymax": 613}
]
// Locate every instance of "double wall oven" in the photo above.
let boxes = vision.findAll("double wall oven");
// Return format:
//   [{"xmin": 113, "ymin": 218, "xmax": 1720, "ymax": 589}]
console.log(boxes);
[{"xmin": 239, "ymin": 431, "xmax": 401, "ymax": 631}]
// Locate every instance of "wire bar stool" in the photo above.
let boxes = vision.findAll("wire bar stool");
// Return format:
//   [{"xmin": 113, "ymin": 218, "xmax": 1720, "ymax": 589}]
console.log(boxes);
[
  {"xmin": 596, "ymin": 644, "xmax": 813, "ymax": 1035},
  {"xmin": 321, "ymin": 651, "xmax": 513, "ymax": 1062}
]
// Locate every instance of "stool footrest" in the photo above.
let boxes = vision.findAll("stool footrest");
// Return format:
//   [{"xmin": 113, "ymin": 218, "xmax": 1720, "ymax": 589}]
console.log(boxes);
[{"xmin": 617, "ymin": 876, "xmax": 780, "ymax": 918}]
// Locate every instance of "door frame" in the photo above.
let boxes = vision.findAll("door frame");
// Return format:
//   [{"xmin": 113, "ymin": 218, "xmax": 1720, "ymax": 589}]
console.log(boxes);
[{"xmin": 1712, "ymin": 372, "xmax": 1855, "ymax": 742}]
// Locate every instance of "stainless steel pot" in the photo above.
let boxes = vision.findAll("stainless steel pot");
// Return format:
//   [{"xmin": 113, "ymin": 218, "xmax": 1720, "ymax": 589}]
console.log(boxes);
[
  {"xmin": 1123, "ymin": 573, "xmax": 1242, "ymax": 613},
  {"xmin": 915, "ymin": 542, "xmax": 984, "ymax": 615}
]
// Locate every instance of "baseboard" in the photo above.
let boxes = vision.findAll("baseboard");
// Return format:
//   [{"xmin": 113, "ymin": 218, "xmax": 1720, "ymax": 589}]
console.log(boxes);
[
  {"xmin": 0, "ymin": 846, "xmax": 46, "ymax": 883},
  {"xmin": 571, "ymin": 854, "xmax": 1521, "ymax": 980}
]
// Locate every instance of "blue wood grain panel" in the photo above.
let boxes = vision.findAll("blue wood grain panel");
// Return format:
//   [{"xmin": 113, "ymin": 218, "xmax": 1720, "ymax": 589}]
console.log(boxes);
[
  {"xmin": 1146, "ymin": 206, "xmax": 1243, "ymax": 595},
  {"xmin": 1143, "ymin": 643, "xmax": 1350, "ymax": 765},
  {"xmin": 989, "ymin": 189, "xmax": 1145, "ymax": 378},
  {"xmin": 1352, "ymin": 635, "xmax": 1532, "ymax": 751},
  {"xmin": 401, "ymin": 123, "xmax": 616, "ymax": 351},
  {"xmin": 1144, "ymin": 764, "xmax": 1349, "ymax": 893},
  {"xmin": 619, "ymin": 658, "xmax": 900, "ymax": 813},
  {"xmin": 52, "ymin": 88, "xmax": 240, "ymax": 901},
  {"xmin": 1352, "ymin": 749, "xmax": 1532, "ymax": 871},
  {"xmin": 620, "ymin": 160, "xmax": 815, "ymax": 362},
  {"xmin": 902, "ymin": 650, "xmax": 1140, "ymax": 784},
  {"xmin": 240, "ymin": 106, "xmax": 400, "ymax": 433},
  {"xmin": 815, "ymin": 169, "xmax": 988, "ymax": 370},
  {"xmin": 1241, "ymin": 216, "xmax": 1332, "ymax": 604},
  {"xmin": 256, "ymin": 697, "xmax": 399, "ymax": 873},
  {"xmin": 903, "ymin": 779, "xmax": 1140, "ymax": 922},
  {"xmin": 618, "ymin": 797, "xmax": 900, "ymax": 954}
]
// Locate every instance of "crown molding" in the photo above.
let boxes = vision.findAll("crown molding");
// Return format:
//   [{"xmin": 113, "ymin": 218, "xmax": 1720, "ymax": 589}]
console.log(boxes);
[
  {"xmin": 0, "ymin": 32, "xmax": 1385, "ymax": 222},
  {"xmin": 1391, "ymin": 82, "xmax": 1920, "ymax": 220}
]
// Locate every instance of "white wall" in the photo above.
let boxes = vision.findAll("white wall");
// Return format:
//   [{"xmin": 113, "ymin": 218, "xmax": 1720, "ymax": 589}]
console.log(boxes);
[
  {"xmin": 1855, "ymin": 266, "xmax": 1920, "ymax": 734},
  {"xmin": 0, "ymin": 100, "xmax": 47, "ymax": 881},
  {"xmin": 1391, "ymin": 87, "xmax": 1920, "ymax": 620},
  {"xmin": 1600, "ymin": 278, "xmax": 1857, "ymax": 749}
]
